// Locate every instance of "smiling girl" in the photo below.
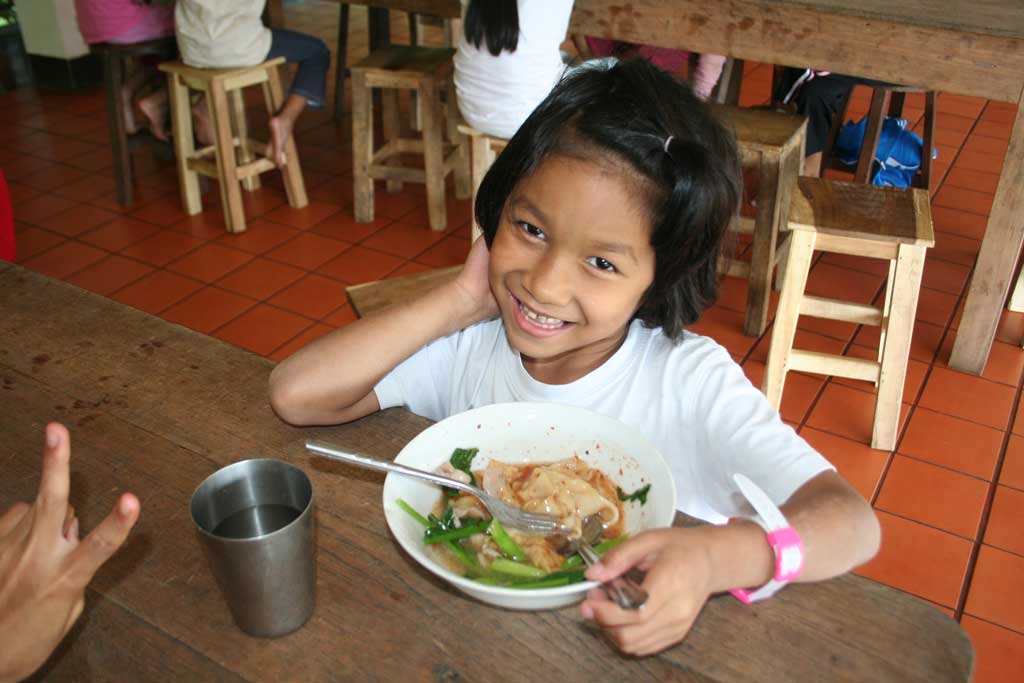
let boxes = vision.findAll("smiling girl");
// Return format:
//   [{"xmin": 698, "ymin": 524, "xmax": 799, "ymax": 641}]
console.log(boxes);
[{"xmin": 269, "ymin": 58, "xmax": 879, "ymax": 657}]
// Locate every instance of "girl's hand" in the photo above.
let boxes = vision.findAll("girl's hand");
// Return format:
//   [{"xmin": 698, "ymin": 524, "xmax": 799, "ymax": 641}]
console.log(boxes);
[
  {"xmin": 449, "ymin": 237, "xmax": 499, "ymax": 328},
  {"xmin": 580, "ymin": 528, "xmax": 716, "ymax": 656}
]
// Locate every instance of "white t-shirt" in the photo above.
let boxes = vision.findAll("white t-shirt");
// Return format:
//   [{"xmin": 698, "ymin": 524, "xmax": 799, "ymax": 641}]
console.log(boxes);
[
  {"xmin": 453, "ymin": 0, "xmax": 574, "ymax": 139},
  {"xmin": 175, "ymin": 0, "xmax": 272, "ymax": 69},
  {"xmin": 375, "ymin": 319, "xmax": 834, "ymax": 523}
]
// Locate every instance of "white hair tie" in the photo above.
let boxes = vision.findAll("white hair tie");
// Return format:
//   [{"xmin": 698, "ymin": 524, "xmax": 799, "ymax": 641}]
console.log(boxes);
[{"xmin": 663, "ymin": 135, "xmax": 674, "ymax": 153}]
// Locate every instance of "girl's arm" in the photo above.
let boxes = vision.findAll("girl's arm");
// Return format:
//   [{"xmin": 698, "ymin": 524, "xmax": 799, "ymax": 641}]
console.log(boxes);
[
  {"xmin": 268, "ymin": 239, "xmax": 498, "ymax": 426},
  {"xmin": 581, "ymin": 472, "xmax": 880, "ymax": 656},
  {"xmin": 698, "ymin": 469, "xmax": 880, "ymax": 591}
]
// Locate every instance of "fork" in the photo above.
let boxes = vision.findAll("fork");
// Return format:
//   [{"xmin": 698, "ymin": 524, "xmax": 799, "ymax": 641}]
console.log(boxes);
[
  {"xmin": 575, "ymin": 514, "xmax": 648, "ymax": 610},
  {"xmin": 305, "ymin": 441, "xmax": 572, "ymax": 535}
]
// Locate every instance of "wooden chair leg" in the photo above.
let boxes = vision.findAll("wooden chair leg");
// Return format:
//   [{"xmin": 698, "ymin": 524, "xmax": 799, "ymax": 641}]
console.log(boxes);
[
  {"xmin": 763, "ymin": 229, "xmax": 816, "ymax": 409},
  {"xmin": 469, "ymin": 134, "xmax": 489, "ymax": 241},
  {"xmin": 419, "ymin": 79, "xmax": 447, "ymax": 231},
  {"xmin": 333, "ymin": 3, "xmax": 350, "ymax": 123},
  {"xmin": 167, "ymin": 72, "xmax": 201, "ymax": 215},
  {"xmin": 744, "ymin": 152, "xmax": 780, "ymax": 337},
  {"xmin": 856, "ymin": 89, "xmax": 890, "ymax": 184},
  {"xmin": 877, "ymin": 258, "xmax": 897, "ymax": 378},
  {"xmin": 351, "ymin": 71, "xmax": 375, "ymax": 223},
  {"xmin": 105, "ymin": 53, "xmax": 133, "ymax": 207},
  {"xmin": 230, "ymin": 89, "xmax": 261, "ymax": 192},
  {"xmin": 446, "ymin": 77, "xmax": 471, "ymax": 200},
  {"xmin": 917, "ymin": 92, "xmax": 937, "ymax": 191},
  {"xmin": 872, "ymin": 244, "xmax": 927, "ymax": 450},
  {"xmin": 209, "ymin": 82, "xmax": 247, "ymax": 233},
  {"xmin": 266, "ymin": 66, "xmax": 308, "ymax": 209},
  {"xmin": 381, "ymin": 88, "xmax": 403, "ymax": 193}
]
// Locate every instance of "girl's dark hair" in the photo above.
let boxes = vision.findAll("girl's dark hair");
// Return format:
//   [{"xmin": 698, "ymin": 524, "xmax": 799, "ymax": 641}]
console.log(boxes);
[
  {"xmin": 476, "ymin": 58, "xmax": 742, "ymax": 340},
  {"xmin": 463, "ymin": 0, "xmax": 519, "ymax": 56}
]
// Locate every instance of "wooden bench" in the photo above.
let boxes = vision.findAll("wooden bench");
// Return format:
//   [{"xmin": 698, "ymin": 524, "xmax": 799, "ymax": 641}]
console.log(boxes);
[
  {"xmin": 159, "ymin": 58, "xmax": 308, "ymax": 234},
  {"xmin": 350, "ymin": 45, "xmax": 470, "ymax": 231},
  {"xmin": 763, "ymin": 177, "xmax": 934, "ymax": 450},
  {"xmin": 712, "ymin": 103, "xmax": 807, "ymax": 337}
]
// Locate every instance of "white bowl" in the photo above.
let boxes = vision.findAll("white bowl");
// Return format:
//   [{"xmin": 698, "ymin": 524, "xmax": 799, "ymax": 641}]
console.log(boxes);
[{"xmin": 382, "ymin": 402, "xmax": 677, "ymax": 610}]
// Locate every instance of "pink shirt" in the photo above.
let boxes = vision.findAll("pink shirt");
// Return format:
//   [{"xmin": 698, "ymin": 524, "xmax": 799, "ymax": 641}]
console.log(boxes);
[{"xmin": 74, "ymin": 0, "xmax": 174, "ymax": 45}]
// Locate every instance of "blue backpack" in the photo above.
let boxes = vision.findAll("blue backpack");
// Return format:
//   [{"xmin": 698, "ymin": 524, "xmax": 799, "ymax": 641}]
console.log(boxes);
[{"xmin": 834, "ymin": 116, "xmax": 937, "ymax": 188}]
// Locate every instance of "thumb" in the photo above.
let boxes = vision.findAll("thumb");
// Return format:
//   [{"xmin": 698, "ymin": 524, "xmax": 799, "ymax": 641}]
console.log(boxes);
[{"xmin": 584, "ymin": 528, "xmax": 670, "ymax": 582}]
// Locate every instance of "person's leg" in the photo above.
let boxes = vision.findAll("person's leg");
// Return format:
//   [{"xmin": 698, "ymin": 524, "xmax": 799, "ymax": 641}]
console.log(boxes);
[
  {"xmin": 119, "ymin": 64, "xmax": 153, "ymax": 135},
  {"xmin": 136, "ymin": 85, "xmax": 169, "ymax": 141},
  {"xmin": 264, "ymin": 29, "xmax": 330, "ymax": 167},
  {"xmin": 191, "ymin": 94, "xmax": 214, "ymax": 147}
]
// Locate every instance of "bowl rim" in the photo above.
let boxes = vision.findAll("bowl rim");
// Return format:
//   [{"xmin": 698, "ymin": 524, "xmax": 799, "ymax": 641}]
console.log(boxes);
[{"xmin": 381, "ymin": 401, "xmax": 677, "ymax": 601}]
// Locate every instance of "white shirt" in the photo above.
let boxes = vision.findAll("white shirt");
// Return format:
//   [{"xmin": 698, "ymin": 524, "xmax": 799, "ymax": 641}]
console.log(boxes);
[
  {"xmin": 375, "ymin": 319, "xmax": 834, "ymax": 523},
  {"xmin": 175, "ymin": 0, "xmax": 272, "ymax": 69},
  {"xmin": 453, "ymin": 0, "xmax": 574, "ymax": 139}
]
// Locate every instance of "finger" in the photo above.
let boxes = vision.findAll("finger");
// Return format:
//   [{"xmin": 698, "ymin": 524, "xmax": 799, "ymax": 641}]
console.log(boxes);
[
  {"xmin": 0, "ymin": 501, "xmax": 30, "ymax": 537},
  {"xmin": 36, "ymin": 423, "xmax": 71, "ymax": 528},
  {"xmin": 67, "ymin": 492, "xmax": 140, "ymax": 585},
  {"xmin": 585, "ymin": 591, "xmax": 648, "ymax": 628},
  {"xmin": 584, "ymin": 529, "xmax": 670, "ymax": 582}
]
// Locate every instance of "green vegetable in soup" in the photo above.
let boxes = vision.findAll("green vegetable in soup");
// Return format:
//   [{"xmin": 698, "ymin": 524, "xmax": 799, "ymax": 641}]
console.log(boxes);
[
  {"xmin": 617, "ymin": 483, "xmax": 651, "ymax": 505},
  {"xmin": 490, "ymin": 557, "xmax": 546, "ymax": 579},
  {"xmin": 487, "ymin": 518, "xmax": 527, "ymax": 562},
  {"xmin": 561, "ymin": 534, "xmax": 629, "ymax": 569},
  {"xmin": 443, "ymin": 446, "xmax": 480, "ymax": 498}
]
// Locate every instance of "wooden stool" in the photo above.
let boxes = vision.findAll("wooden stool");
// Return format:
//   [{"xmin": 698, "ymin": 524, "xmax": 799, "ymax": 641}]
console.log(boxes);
[
  {"xmin": 764, "ymin": 177, "xmax": 934, "ymax": 450},
  {"xmin": 456, "ymin": 123, "xmax": 507, "ymax": 241},
  {"xmin": 821, "ymin": 85, "xmax": 937, "ymax": 190},
  {"xmin": 712, "ymin": 104, "xmax": 807, "ymax": 336},
  {"xmin": 90, "ymin": 37, "xmax": 177, "ymax": 207},
  {"xmin": 350, "ymin": 45, "xmax": 470, "ymax": 231},
  {"xmin": 158, "ymin": 58, "xmax": 308, "ymax": 234}
]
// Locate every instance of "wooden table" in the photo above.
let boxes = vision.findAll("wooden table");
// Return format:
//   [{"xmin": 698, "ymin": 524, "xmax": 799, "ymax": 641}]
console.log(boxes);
[
  {"xmin": 0, "ymin": 263, "xmax": 972, "ymax": 681},
  {"xmin": 568, "ymin": 0, "xmax": 1024, "ymax": 373}
]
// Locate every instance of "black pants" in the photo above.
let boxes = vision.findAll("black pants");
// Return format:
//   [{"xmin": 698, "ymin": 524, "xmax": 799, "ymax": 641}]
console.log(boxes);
[{"xmin": 775, "ymin": 68, "xmax": 896, "ymax": 155}]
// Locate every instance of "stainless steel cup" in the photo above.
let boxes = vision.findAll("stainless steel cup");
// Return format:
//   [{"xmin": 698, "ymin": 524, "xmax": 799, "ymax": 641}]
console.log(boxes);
[{"xmin": 190, "ymin": 459, "xmax": 316, "ymax": 638}]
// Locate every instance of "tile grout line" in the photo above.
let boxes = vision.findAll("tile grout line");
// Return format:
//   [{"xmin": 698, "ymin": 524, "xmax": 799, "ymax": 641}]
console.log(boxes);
[{"xmin": 953, "ymin": 354, "xmax": 1024, "ymax": 623}]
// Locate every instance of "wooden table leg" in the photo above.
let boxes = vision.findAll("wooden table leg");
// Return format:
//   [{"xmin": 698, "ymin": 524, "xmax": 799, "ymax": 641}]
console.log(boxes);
[{"xmin": 948, "ymin": 101, "xmax": 1024, "ymax": 373}]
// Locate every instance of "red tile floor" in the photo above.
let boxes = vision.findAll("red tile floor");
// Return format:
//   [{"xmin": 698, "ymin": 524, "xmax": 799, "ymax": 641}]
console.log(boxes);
[{"xmin": 3, "ymin": 2, "xmax": 1023, "ymax": 678}]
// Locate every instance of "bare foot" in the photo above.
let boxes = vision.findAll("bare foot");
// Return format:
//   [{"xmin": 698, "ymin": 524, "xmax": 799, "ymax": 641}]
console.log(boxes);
[
  {"xmin": 191, "ymin": 99, "xmax": 214, "ymax": 147},
  {"xmin": 137, "ymin": 92, "xmax": 169, "ymax": 141},
  {"xmin": 268, "ymin": 115, "xmax": 293, "ymax": 167}
]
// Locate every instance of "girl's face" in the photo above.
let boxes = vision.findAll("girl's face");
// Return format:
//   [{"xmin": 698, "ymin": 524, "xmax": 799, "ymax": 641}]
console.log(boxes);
[{"xmin": 488, "ymin": 155, "xmax": 657, "ymax": 384}]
